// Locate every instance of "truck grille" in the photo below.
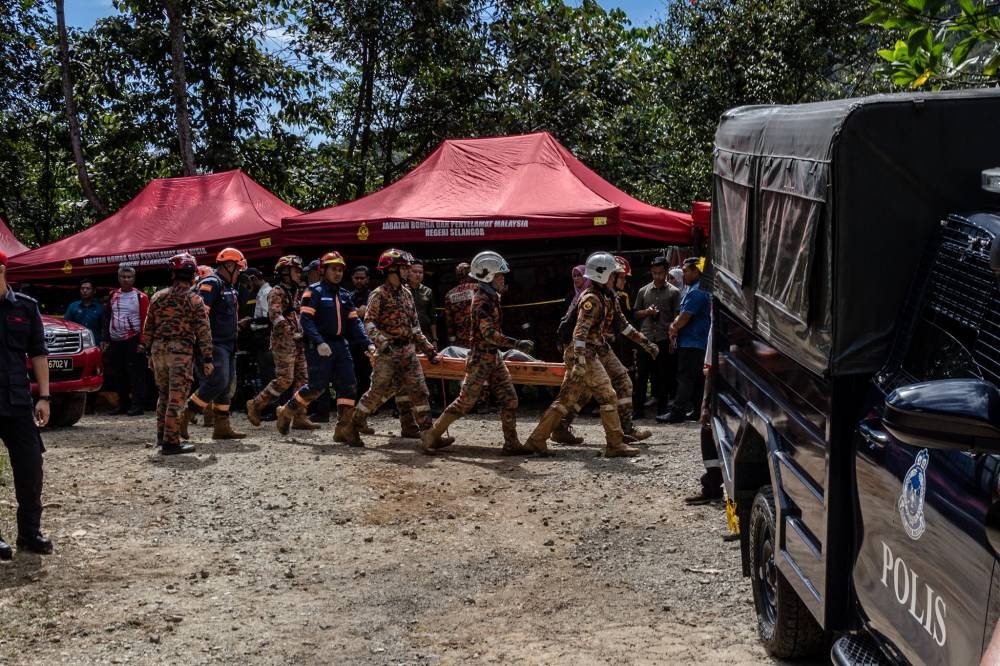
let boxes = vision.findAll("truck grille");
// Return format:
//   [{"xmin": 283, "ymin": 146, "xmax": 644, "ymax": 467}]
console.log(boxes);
[
  {"xmin": 45, "ymin": 330, "xmax": 83, "ymax": 355},
  {"xmin": 926, "ymin": 218, "xmax": 1000, "ymax": 386}
]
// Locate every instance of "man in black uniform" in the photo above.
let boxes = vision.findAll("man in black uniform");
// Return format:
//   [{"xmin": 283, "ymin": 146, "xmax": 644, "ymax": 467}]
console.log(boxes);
[{"xmin": 0, "ymin": 250, "xmax": 53, "ymax": 559}]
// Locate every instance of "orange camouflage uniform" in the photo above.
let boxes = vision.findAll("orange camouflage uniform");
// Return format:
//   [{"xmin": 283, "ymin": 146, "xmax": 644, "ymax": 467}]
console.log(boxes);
[{"xmin": 444, "ymin": 280, "xmax": 477, "ymax": 347}]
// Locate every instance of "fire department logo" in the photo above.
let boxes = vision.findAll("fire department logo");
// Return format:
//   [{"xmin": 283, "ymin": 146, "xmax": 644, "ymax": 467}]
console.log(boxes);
[
  {"xmin": 357, "ymin": 223, "xmax": 369, "ymax": 241},
  {"xmin": 61, "ymin": 260, "xmax": 73, "ymax": 275},
  {"xmin": 898, "ymin": 449, "xmax": 929, "ymax": 540}
]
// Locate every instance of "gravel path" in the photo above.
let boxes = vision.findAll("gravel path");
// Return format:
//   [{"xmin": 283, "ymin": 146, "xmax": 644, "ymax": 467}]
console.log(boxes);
[{"xmin": 0, "ymin": 410, "xmax": 805, "ymax": 665}]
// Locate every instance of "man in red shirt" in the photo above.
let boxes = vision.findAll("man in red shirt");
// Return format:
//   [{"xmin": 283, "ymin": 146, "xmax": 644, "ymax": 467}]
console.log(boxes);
[{"xmin": 102, "ymin": 265, "xmax": 149, "ymax": 416}]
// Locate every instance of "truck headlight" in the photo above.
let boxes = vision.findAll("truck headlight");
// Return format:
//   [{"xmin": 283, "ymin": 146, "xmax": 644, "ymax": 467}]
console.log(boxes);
[
  {"xmin": 80, "ymin": 329, "xmax": 96, "ymax": 349},
  {"xmin": 982, "ymin": 167, "xmax": 1000, "ymax": 193}
]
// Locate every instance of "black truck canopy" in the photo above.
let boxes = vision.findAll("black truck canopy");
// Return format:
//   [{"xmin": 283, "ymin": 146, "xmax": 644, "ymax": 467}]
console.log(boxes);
[{"xmin": 713, "ymin": 88, "xmax": 1000, "ymax": 377}]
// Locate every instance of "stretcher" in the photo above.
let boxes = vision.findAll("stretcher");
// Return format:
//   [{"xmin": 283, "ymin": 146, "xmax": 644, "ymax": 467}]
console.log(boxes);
[{"xmin": 418, "ymin": 354, "xmax": 565, "ymax": 387}]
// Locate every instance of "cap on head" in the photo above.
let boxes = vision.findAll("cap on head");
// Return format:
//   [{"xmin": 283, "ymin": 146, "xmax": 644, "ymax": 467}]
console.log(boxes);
[
  {"xmin": 470, "ymin": 251, "xmax": 509, "ymax": 283},
  {"xmin": 613, "ymin": 255, "xmax": 631, "ymax": 277},
  {"xmin": 216, "ymin": 247, "xmax": 247, "ymax": 270},
  {"xmin": 321, "ymin": 251, "xmax": 346, "ymax": 268},
  {"xmin": 584, "ymin": 252, "xmax": 617, "ymax": 284},
  {"xmin": 243, "ymin": 268, "xmax": 263, "ymax": 280},
  {"xmin": 683, "ymin": 256, "xmax": 702, "ymax": 272}
]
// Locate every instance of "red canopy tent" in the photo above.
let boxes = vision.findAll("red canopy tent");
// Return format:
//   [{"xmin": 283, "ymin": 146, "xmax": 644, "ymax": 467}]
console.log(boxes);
[
  {"xmin": 0, "ymin": 216, "xmax": 29, "ymax": 258},
  {"xmin": 281, "ymin": 132, "xmax": 693, "ymax": 246},
  {"xmin": 7, "ymin": 170, "xmax": 300, "ymax": 281}
]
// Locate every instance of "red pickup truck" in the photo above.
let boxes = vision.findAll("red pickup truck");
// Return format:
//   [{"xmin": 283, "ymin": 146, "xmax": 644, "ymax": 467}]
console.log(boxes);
[{"xmin": 27, "ymin": 316, "xmax": 104, "ymax": 427}]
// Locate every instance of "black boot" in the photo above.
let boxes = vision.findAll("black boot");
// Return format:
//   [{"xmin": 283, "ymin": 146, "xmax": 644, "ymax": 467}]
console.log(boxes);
[
  {"xmin": 17, "ymin": 531, "xmax": 53, "ymax": 555},
  {"xmin": 162, "ymin": 442, "xmax": 196, "ymax": 455},
  {"xmin": 0, "ymin": 534, "xmax": 11, "ymax": 561}
]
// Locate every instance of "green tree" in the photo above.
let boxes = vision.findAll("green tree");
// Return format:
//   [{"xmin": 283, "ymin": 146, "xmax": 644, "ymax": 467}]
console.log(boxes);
[{"xmin": 863, "ymin": 0, "xmax": 1000, "ymax": 89}]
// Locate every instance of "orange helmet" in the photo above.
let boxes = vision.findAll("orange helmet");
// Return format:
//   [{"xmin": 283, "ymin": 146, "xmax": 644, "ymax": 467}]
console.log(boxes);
[
  {"xmin": 613, "ymin": 255, "xmax": 631, "ymax": 277},
  {"xmin": 169, "ymin": 252, "xmax": 197, "ymax": 273},
  {"xmin": 196, "ymin": 265, "xmax": 214, "ymax": 279},
  {"xmin": 321, "ymin": 251, "xmax": 346, "ymax": 268},
  {"xmin": 216, "ymin": 247, "xmax": 247, "ymax": 270},
  {"xmin": 377, "ymin": 248, "xmax": 411, "ymax": 271},
  {"xmin": 274, "ymin": 255, "xmax": 303, "ymax": 272}
]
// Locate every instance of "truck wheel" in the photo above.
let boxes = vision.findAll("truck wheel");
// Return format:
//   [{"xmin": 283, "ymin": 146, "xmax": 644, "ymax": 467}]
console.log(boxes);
[
  {"xmin": 48, "ymin": 393, "xmax": 87, "ymax": 428},
  {"xmin": 749, "ymin": 486, "xmax": 824, "ymax": 658}
]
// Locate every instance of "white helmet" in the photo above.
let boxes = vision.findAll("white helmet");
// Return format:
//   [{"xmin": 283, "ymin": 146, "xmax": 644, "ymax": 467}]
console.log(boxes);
[
  {"xmin": 584, "ymin": 252, "xmax": 617, "ymax": 284},
  {"xmin": 470, "ymin": 251, "xmax": 509, "ymax": 283}
]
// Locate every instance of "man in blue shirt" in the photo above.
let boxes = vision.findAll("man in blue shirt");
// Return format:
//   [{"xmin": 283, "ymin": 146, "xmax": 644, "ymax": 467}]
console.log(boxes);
[
  {"xmin": 657, "ymin": 257, "xmax": 711, "ymax": 424},
  {"xmin": 275, "ymin": 251, "xmax": 374, "ymax": 442},
  {"xmin": 64, "ymin": 280, "xmax": 103, "ymax": 345}
]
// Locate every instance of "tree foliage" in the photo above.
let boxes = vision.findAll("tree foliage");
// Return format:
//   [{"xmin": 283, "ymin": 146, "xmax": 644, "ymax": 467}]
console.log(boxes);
[
  {"xmin": 864, "ymin": 0, "xmax": 1000, "ymax": 89},
  {"xmin": 0, "ymin": 0, "xmax": 894, "ymax": 248}
]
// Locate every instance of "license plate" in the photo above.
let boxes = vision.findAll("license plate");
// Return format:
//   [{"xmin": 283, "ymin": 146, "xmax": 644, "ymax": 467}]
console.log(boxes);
[{"xmin": 48, "ymin": 358, "xmax": 73, "ymax": 370}]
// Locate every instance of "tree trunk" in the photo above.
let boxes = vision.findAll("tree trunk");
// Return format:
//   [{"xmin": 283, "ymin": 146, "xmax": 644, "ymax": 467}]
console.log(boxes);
[
  {"xmin": 54, "ymin": 0, "xmax": 108, "ymax": 218},
  {"xmin": 162, "ymin": 0, "xmax": 196, "ymax": 176}
]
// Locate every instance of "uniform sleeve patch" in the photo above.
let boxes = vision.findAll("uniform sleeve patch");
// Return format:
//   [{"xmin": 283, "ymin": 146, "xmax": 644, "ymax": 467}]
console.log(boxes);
[
  {"xmin": 582, "ymin": 301, "xmax": 594, "ymax": 311},
  {"xmin": 199, "ymin": 283, "xmax": 213, "ymax": 292}
]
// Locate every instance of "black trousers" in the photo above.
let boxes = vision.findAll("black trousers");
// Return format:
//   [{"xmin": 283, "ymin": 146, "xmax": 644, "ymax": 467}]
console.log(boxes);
[
  {"xmin": 0, "ymin": 411, "xmax": 44, "ymax": 533},
  {"xmin": 671, "ymin": 347, "xmax": 705, "ymax": 415},
  {"xmin": 108, "ymin": 336, "xmax": 146, "ymax": 408},
  {"xmin": 634, "ymin": 339, "xmax": 674, "ymax": 414},
  {"xmin": 351, "ymin": 344, "xmax": 372, "ymax": 399}
]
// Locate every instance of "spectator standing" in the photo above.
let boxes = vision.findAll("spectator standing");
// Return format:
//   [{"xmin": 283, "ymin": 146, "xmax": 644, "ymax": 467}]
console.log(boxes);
[
  {"xmin": 349, "ymin": 265, "xmax": 374, "ymax": 400},
  {"xmin": 443, "ymin": 262, "xmax": 476, "ymax": 348},
  {"xmin": 633, "ymin": 257, "xmax": 680, "ymax": 418},
  {"xmin": 64, "ymin": 279, "xmax": 104, "ymax": 346},
  {"xmin": 657, "ymin": 257, "xmax": 711, "ymax": 424},
  {"xmin": 0, "ymin": 249, "xmax": 53, "ymax": 558},
  {"xmin": 249, "ymin": 267, "xmax": 274, "ymax": 388},
  {"xmin": 407, "ymin": 259, "xmax": 437, "ymax": 346},
  {"xmin": 103, "ymin": 265, "xmax": 149, "ymax": 416}
]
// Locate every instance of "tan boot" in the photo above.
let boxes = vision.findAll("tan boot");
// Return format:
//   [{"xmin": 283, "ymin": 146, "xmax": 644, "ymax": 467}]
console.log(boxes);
[
  {"xmin": 358, "ymin": 415, "xmax": 375, "ymax": 435},
  {"xmin": 178, "ymin": 406, "xmax": 196, "ymax": 440},
  {"xmin": 420, "ymin": 411, "xmax": 459, "ymax": 453},
  {"xmin": 601, "ymin": 406, "xmax": 638, "ymax": 457},
  {"xmin": 246, "ymin": 393, "xmax": 270, "ymax": 427},
  {"xmin": 619, "ymin": 404, "xmax": 651, "ymax": 442},
  {"xmin": 292, "ymin": 412, "xmax": 320, "ymax": 430},
  {"xmin": 201, "ymin": 405, "xmax": 215, "ymax": 428},
  {"xmin": 212, "ymin": 409, "xmax": 247, "ymax": 440},
  {"xmin": 399, "ymin": 410, "xmax": 420, "ymax": 438},
  {"xmin": 550, "ymin": 414, "xmax": 584, "ymax": 445},
  {"xmin": 276, "ymin": 403, "xmax": 298, "ymax": 436},
  {"xmin": 334, "ymin": 405, "xmax": 364, "ymax": 446},
  {"xmin": 525, "ymin": 406, "xmax": 565, "ymax": 456},
  {"xmin": 500, "ymin": 409, "xmax": 532, "ymax": 455}
]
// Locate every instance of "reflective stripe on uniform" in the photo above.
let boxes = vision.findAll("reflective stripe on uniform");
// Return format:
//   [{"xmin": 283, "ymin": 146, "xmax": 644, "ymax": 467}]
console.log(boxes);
[
  {"xmin": 300, "ymin": 306, "xmax": 316, "ymax": 316},
  {"xmin": 336, "ymin": 397, "xmax": 354, "ymax": 407},
  {"xmin": 704, "ymin": 458, "xmax": 721, "ymax": 469}
]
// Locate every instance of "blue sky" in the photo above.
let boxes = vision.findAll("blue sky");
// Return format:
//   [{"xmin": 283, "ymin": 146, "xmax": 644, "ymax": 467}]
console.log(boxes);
[{"xmin": 64, "ymin": 0, "xmax": 666, "ymax": 29}]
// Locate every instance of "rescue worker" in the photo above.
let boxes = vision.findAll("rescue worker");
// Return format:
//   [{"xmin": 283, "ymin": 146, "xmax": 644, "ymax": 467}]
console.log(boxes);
[
  {"xmin": 421, "ymin": 251, "xmax": 534, "ymax": 455},
  {"xmin": 525, "ymin": 252, "xmax": 644, "ymax": 458},
  {"xmin": 443, "ymin": 262, "xmax": 476, "ymax": 348},
  {"xmin": 343, "ymin": 249, "xmax": 440, "ymax": 445},
  {"xmin": 0, "ymin": 249, "xmax": 53, "ymax": 558},
  {"xmin": 178, "ymin": 247, "xmax": 247, "ymax": 440},
  {"xmin": 549, "ymin": 256, "xmax": 659, "ymax": 446},
  {"xmin": 275, "ymin": 251, "xmax": 374, "ymax": 440},
  {"xmin": 246, "ymin": 255, "xmax": 316, "ymax": 431},
  {"xmin": 144, "ymin": 253, "xmax": 213, "ymax": 455}
]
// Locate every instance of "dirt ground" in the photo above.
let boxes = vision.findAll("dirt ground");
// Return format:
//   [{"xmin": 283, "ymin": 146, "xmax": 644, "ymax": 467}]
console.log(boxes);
[{"xmin": 0, "ymin": 409, "xmax": 809, "ymax": 665}]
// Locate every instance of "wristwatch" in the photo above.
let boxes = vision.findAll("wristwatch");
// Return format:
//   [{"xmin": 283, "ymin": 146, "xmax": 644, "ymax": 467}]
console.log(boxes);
[{"xmin": 36, "ymin": 395, "xmax": 52, "ymax": 401}]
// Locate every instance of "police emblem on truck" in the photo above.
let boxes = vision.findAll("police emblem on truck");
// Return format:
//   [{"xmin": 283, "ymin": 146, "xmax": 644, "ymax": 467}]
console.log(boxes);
[{"xmin": 899, "ymin": 449, "xmax": 929, "ymax": 540}]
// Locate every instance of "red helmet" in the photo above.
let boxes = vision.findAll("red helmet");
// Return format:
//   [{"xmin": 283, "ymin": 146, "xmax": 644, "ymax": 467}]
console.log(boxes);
[
  {"xmin": 613, "ymin": 255, "xmax": 631, "ymax": 277},
  {"xmin": 321, "ymin": 251, "xmax": 346, "ymax": 268},
  {"xmin": 196, "ymin": 265, "xmax": 214, "ymax": 279},
  {"xmin": 169, "ymin": 252, "xmax": 197, "ymax": 273},
  {"xmin": 274, "ymin": 255, "xmax": 303, "ymax": 272},
  {"xmin": 216, "ymin": 247, "xmax": 247, "ymax": 270},
  {"xmin": 377, "ymin": 248, "xmax": 412, "ymax": 271}
]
